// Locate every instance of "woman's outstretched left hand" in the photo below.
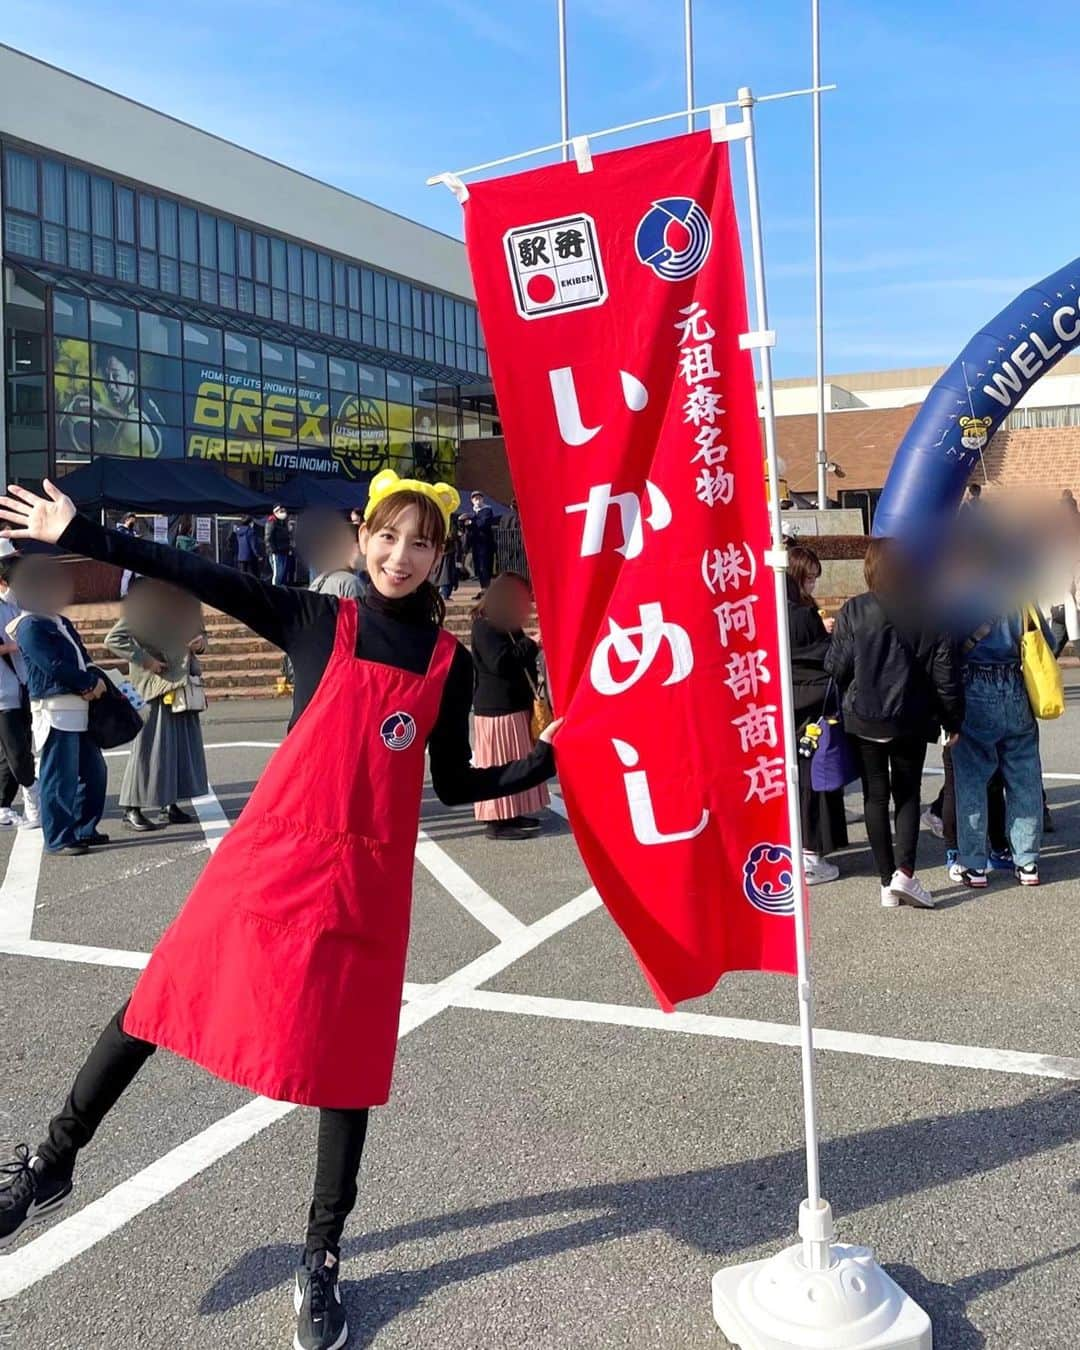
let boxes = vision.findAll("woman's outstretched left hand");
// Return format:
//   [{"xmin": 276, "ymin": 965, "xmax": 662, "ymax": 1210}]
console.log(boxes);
[
  {"xmin": 0, "ymin": 480, "xmax": 76, "ymax": 543},
  {"xmin": 539, "ymin": 717, "xmax": 564, "ymax": 746}
]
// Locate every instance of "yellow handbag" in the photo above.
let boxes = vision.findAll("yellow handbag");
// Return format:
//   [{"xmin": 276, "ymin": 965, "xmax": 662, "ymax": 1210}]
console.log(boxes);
[{"xmin": 1020, "ymin": 606, "xmax": 1065, "ymax": 719}]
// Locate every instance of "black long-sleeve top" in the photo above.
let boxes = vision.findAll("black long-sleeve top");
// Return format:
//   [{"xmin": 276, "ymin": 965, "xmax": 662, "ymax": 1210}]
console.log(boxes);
[
  {"xmin": 59, "ymin": 517, "xmax": 555, "ymax": 806},
  {"xmin": 471, "ymin": 616, "xmax": 539, "ymax": 717}
]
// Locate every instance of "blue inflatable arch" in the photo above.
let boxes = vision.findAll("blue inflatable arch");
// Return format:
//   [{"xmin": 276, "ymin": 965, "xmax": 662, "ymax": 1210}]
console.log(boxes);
[{"xmin": 873, "ymin": 256, "xmax": 1080, "ymax": 542}]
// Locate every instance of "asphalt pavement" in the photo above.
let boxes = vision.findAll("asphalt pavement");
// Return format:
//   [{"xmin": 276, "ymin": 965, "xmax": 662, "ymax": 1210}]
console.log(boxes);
[{"xmin": 3, "ymin": 687, "xmax": 1080, "ymax": 1350}]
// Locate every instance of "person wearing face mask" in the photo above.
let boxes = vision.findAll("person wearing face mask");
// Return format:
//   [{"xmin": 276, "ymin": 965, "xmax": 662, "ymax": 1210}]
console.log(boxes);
[
  {"xmin": 786, "ymin": 545, "xmax": 845, "ymax": 885},
  {"xmin": 0, "ymin": 471, "xmax": 562, "ymax": 1350},
  {"xmin": 0, "ymin": 555, "xmax": 40, "ymax": 828},
  {"xmin": 5, "ymin": 555, "xmax": 107, "ymax": 856}
]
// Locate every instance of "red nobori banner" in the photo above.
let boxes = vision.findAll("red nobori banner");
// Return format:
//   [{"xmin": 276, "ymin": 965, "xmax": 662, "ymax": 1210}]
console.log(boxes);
[{"xmin": 464, "ymin": 130, "xmax": 796, "ymax": 1006}]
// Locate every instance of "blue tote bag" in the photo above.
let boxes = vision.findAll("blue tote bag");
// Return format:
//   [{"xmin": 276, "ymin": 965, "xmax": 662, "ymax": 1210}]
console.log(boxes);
[{"xmin": 810, "ymin": 682, "xmax": 861, "ymax": 792}]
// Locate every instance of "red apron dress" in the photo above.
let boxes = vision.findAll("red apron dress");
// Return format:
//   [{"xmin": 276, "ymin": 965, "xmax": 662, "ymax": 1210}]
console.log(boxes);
[{"xmin": 123, "ymin": 599, "xmax": 458, "ymax": 1109}]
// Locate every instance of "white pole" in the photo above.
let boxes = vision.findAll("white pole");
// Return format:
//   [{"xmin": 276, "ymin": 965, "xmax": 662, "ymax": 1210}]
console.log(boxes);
[
  {"xmin": 738, "ymin": 85, "xmax": 827, "ymax": 1262},
  {"xmin": 684, "ymin": 0, "xmax": 695, "ymax": 132},
  {"xmin": 558, "ymin": 0, "xmax": 569, "ymax": 163},
  {"xmin": 812, "ymin": 0, "xmax": 828, "ymax": 511}
]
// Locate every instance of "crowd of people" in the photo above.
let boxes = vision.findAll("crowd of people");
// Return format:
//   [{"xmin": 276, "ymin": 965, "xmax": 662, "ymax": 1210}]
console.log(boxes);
[{"xmin": 789, "ymin": 495, "xmax": 1073, "ymax": 907}]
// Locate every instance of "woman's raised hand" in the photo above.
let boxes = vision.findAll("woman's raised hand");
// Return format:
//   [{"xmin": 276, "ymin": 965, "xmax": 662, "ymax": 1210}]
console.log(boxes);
[
  {"xmin": 0, "ymin": 481, "xmax": 77, "ymax": 545},
  {"xmin": 538, "ymin": 717, "xmax": 564, "ymax": 746}
]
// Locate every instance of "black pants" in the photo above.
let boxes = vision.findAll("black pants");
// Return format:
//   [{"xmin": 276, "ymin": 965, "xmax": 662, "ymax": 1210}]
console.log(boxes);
[
  {"xmin": 0, "ymin": 700, "xmax": 34, "ymax": 807},
  {"xmin": 855, "ymin": 735, "xmax": 927, "ymax": 884},
  {"xmin": 36, "ymin": 1003, "xmax": 370, "ymax": 1260},
  {"xmin": 237, "ymin": 559, "xmax": 260, "ymax": 578}
]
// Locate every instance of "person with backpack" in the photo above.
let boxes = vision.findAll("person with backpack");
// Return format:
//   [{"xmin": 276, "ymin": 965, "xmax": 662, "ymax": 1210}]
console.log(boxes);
[
  {"xmin": 226, "ymin": 516, "xmax": 262, "ymax": 577},
  {"xmin": 826, "ymin": 538, "xmax": 963, "ymax": 909},
  {"xmin": 0, "ymin": 555, "xmax": 39, "ymax": 828},
  {"xmin": 0, "ymin": 472, "xmax": 561, "ymax": 1350}
]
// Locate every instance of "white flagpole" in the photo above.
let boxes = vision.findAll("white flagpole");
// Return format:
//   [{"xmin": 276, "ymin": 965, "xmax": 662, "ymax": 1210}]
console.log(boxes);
[
  {"xmin": 558, "ymin": 0, "xmax": 570, "ymax": 163},
  {"xmin": 712, "ymin": 87, "xmax": 931, "ymax": 1350},
  {"xmin": 684, "ymin": 0, "xmax": 695, "ymax": 132},
  {"xmin": 737, "ymin": 86, "xmax": 824, "ymax": 1250},
  {"xmin": 812, "ymin": 0, "xmax": 828, "ymax": 511}
]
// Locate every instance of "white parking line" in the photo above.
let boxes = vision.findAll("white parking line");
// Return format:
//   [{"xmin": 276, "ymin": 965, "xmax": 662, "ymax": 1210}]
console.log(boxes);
[
  {"xmin": 0, "ymin": 827, "xmax": 44, "ymax": 942},
  {"xmin": 0, "ymin": 938, "xmax": 148, "ymax": 969},
  {"xmin": 0, "ymin": 887, "xmax": 601, "ymax": 1300},
  {"xmin": 415, "ymin": 830, "xmax": 525, "ymax": 941},
  {"xmin": 191, "ymin": 790, "xmax": 230, "ymax": 854},
  {"xmin": 453, "ymin": 990, "xmax": 1080, "ymax": 1083}
]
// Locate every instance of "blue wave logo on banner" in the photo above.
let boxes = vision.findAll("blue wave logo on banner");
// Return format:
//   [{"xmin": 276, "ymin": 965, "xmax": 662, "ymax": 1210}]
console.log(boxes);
[
  {"xmin": 635, "ymin": 198, "xmax": 712, "ymax": 281},
  {"xmin": 743, "ymin": 843, "xmax": 795, "ymax": 916}
]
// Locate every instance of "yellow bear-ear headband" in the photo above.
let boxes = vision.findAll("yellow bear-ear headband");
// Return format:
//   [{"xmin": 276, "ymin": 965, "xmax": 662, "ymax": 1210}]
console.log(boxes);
[{"xmin": 363, "ymin": 469, "xmax": 461, "ymax": 531}]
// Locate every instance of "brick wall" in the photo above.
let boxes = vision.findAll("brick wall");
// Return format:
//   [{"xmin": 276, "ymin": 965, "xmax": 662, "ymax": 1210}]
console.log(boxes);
[{"xmin": 981, "ymin": 427, "xmax": 1080, "ymax": 493}]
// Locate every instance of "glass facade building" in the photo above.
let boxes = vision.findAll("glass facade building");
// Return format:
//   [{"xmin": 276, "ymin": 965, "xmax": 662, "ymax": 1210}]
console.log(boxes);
[{"xmin": 2, "ymin": 139, "xmax": 497, "ymax": 495}]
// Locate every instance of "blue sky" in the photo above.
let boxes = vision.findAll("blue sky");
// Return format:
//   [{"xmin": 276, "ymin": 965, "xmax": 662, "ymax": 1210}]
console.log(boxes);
[{"xmin": 5, "ymin": 0, "xmax": 1079, "ymax": 378}]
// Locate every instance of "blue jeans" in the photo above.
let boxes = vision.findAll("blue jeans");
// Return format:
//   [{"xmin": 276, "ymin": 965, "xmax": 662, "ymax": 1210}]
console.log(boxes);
[
  {"xmin": 38, "ymin": 727, "xmax": 107, "ymax": 851},
  {"xmin": 953, "ymin": 665, "xmax": 1042, "ymax": 868}
]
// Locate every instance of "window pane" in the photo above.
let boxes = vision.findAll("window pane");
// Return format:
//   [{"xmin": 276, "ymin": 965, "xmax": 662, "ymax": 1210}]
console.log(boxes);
[
  {"xmin": 271, "ymin": 237, "xmax": 286, "ymax": 289},
  {"xmin": 218, "ymin": 219, "xmax": 235, "ymax": 274},
  {"xmin": 386, "ymin": 279, "xmax": 399, "ymax": 324},
  {"xmin": 140, "ymin": 388, "xmax": 183, "ymax": 426},
  {"xmin": 225, "ymin": 331, "xmax": 259, "ymax": 372},
  {"xmin": 9, "ymin": 450, "xmax": 49, "ymax": 479},
  {"xmin": 42, "ymin": 223, "xmax": 66, "ymax": 265},
  {"xmin": 319, "ymin": 303, "xmax": 332, "ymax": 334},
  {"xmin": 183, "ymin": 322, "xmax": 223, "ymax": 365},
  {"xmin": 115, "ymin": 186, "xmax": 135, "ymax": 244},
  {"xmin": 333, "ymin": 308, "xmax": 347, "ymax": 338},
  {"xmin": 90, "ymin": 299, "xmax": 137, "ymax": 347},
  {"xmin": 386, "ymin": 370, "xmax": 412, "ymax": 405},
  {"xmin": 138, "ymin": 194, "xmax": 156, "ymax": 249},
  {"xmin": 196, "ymin": 212, "xmax": 217, "ymax": 269},
  {"xmin": 140, "ymin": 311, "xmax": 181, "ymax": 356},
  {"xmin": 67, "ymin": 168, "xmax": 90, "ymax": 232},
  {"xmin": 271, "ymin": 290, "xmax": 287, "ymax": 322},
  {"xmin": 362, "ymin": 315, "xmax": 375, "ymax": 346},
  {"xmin": 116, "ymin": 244, "xmax": 137, "ymax": 282},
  {"xmin": 237, "ymin": 278, "xmax": 254, "ymax": 312},
  {"xmin": 302, "ymin": 248, "xmax": 317, "ymax": 297},
  {"xmin": 138, "ymin": 251, "xmax": 158, "ymax": 289},
  {"xmin": 399, "ymin": 328, "xmax": 413, "ymax": 357},
  {"xmin": 288, "ymin": 295, "xmax": 303, "ymax": 327},
  {"xmin": 387, "ymin": 324, "xmax": 400, "ymax": 353},
  {"xmin": 287, "ymin": 243, "xmax": 301, "ymax": 293},
  {"xmin": 423, "ymin": 292, "xmax": 434, "ymax": 333},
  {"xmin": 199, "ymin": 270, "xmax": 218, "ymax": 305},
  {"xmin": 218, "ymin": 274, "xmax": 237, "ymax": 309},
  {"xmin": 4, "ymin": 215, "xmax": 40, "ymax": 258},
  {"xmin": 180, "ymin": 263, "xmax": 198, "ymax": 299},
  {"xmin": 261, "ymin": 338, "xmax": 295, "ymax": 381},
  {"xmin": 348, "ymin": 312, "xmax": 362, "ymax": 342},
  {"xmin": 54, "ymin": 292, "xmax": 88, "ymax": 338},
  {"xmin": 42, "ymin": 160, "xmax": 65, "ymax": 224},
  {"xmin": 297, "ymin": 349, "xmax": 328, "ymax": 387},
  {"xmin": 159, "ymin": 256, "xmax": 179, "ymax": 293},
  {"xmin": 347, "ymin": 266, "xmax": 360, "ymax": 310},
  {"xmin": 140, "ymin": 352, "xmax": 182, "ymax": 390},
  {"xmin": 358, "ymin": 363, "xmax": 386, "ymax": 400},
  {"xmin": 455, "ymin": 301, "xmax": 467, "ymax": 341},
  {"xmin": 179, "ymin": 206, "xmax": 197, "ymax": 263},
  {"xmin": 361, "ymin": 269, "xmax": 374, "ymax": 314},
  {"xmin": 4, "ymin": 150, "xmax": 38, "ymax": 213},
  {"xmin": 158, "ymin": 200, "xmax": 178, "ymax": 256},
  {"xmin": 8, "ymin": 331, "xmax": 45, "ymax": 375},
  {"xmin": 254, "ymin": 234, "xmax": 269, "ymax": 284},
  {"xmin": 68, "ymin": 231, "xmax": 91, "ymax": 271},
  {"xmin": 373, "ymin": 273, "xmax": 386, "ymax": 319},
  {"xmin": 466, "ymin": 307, "xmax": 478, "ymax": 345},
  {"xmin": 318, "ymin": 254, "xmax": 332, "ymax": 302},
  {"xmin": 303, "ymin": 299, "xmax": 318, "ymax": 330},
  {"xmin": 333, "ymin": 259, "xmax": 346, "ymax": 305},
  {"xmin": 374, "ymin": 320, "xmax": 387, "ymax": 349},
  {"xmin": 329, "ymin": 357, "xmax": 358, "ymax": 392},
  {"xmin": 237, "ymin": 228, "xmax": 252, "ymax": 278},
  {"xmin": 90, "ymin": 176, "xmax": 113, "ymax": 235},
  {"xmin": 424, "ymin": 334, "xmax": 435, "ymax": 362},
  {"xmin": 92, "ymin": 237, "xmax": 115, "ymax": 276},
  {"xmin": 254, "ymin": 285, "xmax": 271, "ymax": 317}
]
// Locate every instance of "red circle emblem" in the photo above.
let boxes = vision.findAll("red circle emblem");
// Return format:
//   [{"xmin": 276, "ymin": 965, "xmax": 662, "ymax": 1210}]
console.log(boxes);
[{"xmin": 526, "ymin": 274, "xmax": 557, "ymax": 304}]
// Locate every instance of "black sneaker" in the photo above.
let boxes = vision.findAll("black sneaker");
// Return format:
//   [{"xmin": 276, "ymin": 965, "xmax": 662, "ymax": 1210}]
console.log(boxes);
[
  {"xmin": 511, "ymin": 815, "xmax": 542, "ymax": 832},
  {"xmin": 159, "ymin": 804, "xmax": 194, "ymax": 825},
  {"xmin": 80, "ymin": 832, "xmax": 110, "ymax": 846},
  {"xmin": 485, "ymin": 821, "xmax": 533, "ymax": 841},
  {"xmin": 960, "ymin": 868, "xmax": 988, "ymax": 889},
  {"xmin": 1016, "ymin": 863, "xmax": 1040, "ymax": 887},
  {"xmin": 294, "ymin": 1252, "xmax": 348, "ymax": 1350},
  {"xmin": 47, "ymin": 843, "xmax": 88, "ymax": 856},
  {"xmin": 0, "ymin": 1146, "xmax": 74, "ymax": 1250}
]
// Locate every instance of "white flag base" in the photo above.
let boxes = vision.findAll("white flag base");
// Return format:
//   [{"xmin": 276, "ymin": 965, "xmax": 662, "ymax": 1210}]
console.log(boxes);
[{"xmin": 712, "ymin": 1202, "xmax": 932, "ymax": 1350}]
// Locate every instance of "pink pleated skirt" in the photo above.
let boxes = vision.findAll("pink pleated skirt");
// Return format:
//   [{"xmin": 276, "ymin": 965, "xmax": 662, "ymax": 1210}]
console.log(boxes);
[{"xmin": 473, "ymin": 711, "xmax": 551, "ymax": 821}]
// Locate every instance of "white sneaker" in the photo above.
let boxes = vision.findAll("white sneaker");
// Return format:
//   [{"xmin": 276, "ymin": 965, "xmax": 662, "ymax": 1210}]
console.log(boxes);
[
  {"xmin": 889, "ymin": 870, "xmax": 935, "ymax": 909},
  {"xmin": 880, "ymin": 884, "xmax": 900, "ymax": 908},
  {"xmin": 0, "ymin": 808, "xmax": 18, "ymax": 829},
  {"xmin": 920, "ymin": 809, "xmax": 944, "ymax": 839},
  {"xmin": 20, "ymin": 783, "xmax": 40, "ymax": 829},
  {"xmin": 804, "ymin": 855, "xmax": 839, "ymax": 885}
]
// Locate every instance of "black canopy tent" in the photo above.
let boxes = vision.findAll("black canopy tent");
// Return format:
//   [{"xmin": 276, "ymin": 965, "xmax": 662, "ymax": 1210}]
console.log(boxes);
[
  {"xmin": 270, "ymin": 475, "xmax": 372, "ymax": 513},
  {"xmin": 57, "ymin": 458, "xmax": 273, "ymax": 515}
]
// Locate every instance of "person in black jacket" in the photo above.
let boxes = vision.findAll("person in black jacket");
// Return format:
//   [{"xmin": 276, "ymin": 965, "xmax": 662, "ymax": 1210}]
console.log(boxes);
[
  {"xmin": 264, "ymin": 505, "xmax": 293, "ymax": 586},
  {"xmin": 471, "ymin": 572, "xmax": 549, "ymax": 840},
  {"xmin": 787, "ymin": 546, "xmax": 846, "ymax": 885},
  {"xmin": 826, "ymin": 538, "xmax": 963, "ymax": 910}
]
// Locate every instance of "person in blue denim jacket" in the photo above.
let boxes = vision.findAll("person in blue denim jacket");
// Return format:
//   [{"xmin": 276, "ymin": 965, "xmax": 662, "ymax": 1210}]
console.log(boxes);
[
  {"xmin": 6, "ymin": 557, "xmax": 108, "ymax": 855},
  {"xmin": 952, "ymin": 608, "xmax": 1052, "ymax": 888}
]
